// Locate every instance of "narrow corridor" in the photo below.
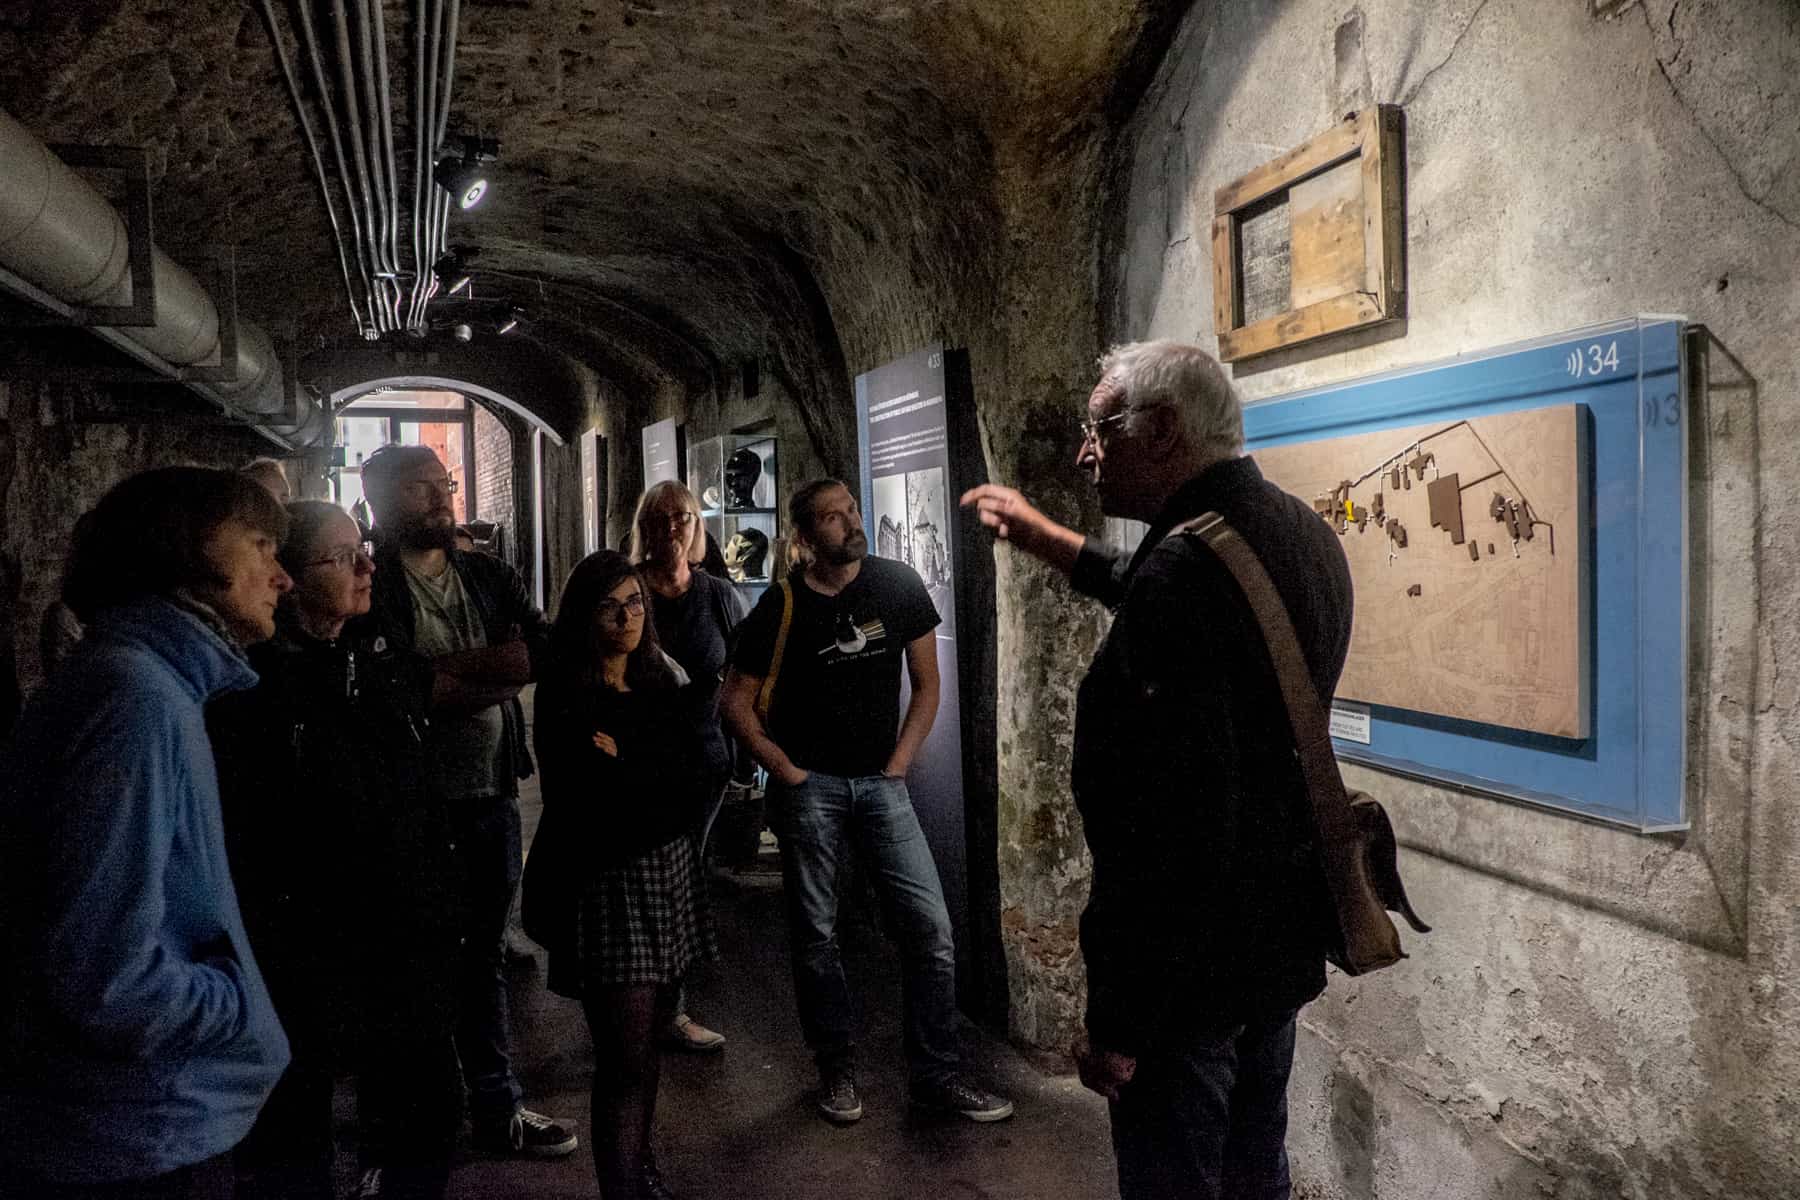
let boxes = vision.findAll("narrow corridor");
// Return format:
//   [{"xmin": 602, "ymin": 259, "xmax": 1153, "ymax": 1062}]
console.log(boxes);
[{"xmin": 350, "ymin": 767, "xmax": 1122, "ymax": 1200}]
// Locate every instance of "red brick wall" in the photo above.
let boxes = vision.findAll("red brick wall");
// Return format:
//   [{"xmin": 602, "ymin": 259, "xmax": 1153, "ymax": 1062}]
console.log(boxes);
[{"xmin": 473, "ymin": 402, "xmax": 513, "ymax": 539}]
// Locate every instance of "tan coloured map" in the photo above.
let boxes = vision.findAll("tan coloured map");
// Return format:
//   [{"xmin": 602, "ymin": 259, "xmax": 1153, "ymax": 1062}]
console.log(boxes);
[{"xmin": 1253, "ymin": 404, "xmax": 1587, "ymax": 738}]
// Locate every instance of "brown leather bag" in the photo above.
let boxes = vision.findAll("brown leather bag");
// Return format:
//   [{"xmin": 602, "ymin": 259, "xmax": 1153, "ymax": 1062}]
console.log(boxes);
[{"xmin": 1170, "ymin": 512, "xmax": 1429, "ymax": 975}]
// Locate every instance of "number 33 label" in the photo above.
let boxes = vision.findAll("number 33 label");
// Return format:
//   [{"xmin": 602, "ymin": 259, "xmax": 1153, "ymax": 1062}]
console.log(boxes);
[{"xmin": 1645, "ymin": 392, "xmax": 1680, "ymax": 428}]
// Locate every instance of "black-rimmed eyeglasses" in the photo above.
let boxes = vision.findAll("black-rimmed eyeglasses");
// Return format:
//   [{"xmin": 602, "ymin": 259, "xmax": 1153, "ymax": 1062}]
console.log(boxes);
[{"xmin": 596, "ymin": 593, "xmax": 646, "ymax": 624}]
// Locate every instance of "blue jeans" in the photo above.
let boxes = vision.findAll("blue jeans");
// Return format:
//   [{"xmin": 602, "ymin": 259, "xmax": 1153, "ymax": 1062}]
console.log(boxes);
[
  {"xmin": 451, "ymin": 793, "xmax": 525, "ymax": 1124},
  {"xmin": 1109, "ymin": 1010, "xmax": 1298, "ymax": 1200},
  {"xmin": 771, "ymin": 771, "xmax": 960, "ymax": 1087}
]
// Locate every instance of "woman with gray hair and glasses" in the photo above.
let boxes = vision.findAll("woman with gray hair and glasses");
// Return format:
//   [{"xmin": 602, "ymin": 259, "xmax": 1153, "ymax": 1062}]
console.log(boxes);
[{"xmin": 211, "ymin": 500, "xmax": 463, "ymax": 1200}]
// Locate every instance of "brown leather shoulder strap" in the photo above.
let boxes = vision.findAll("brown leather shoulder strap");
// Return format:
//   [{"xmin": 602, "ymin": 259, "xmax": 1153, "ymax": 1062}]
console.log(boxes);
[
  {"xmin": 754, "ymin": 578, "xmax": 794, "ymax": 722},
  {"xmin": 1165, "ymin": 513, "xmax": 1329, "ymax": 746}
]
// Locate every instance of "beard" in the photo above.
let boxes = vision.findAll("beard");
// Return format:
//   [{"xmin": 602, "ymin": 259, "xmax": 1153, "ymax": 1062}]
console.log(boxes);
[
  {"xmin": 395, "ymin": 510, "xmax": 459, "ymax": 551},
  {"xmin": 814, "ymin": 529, "xmax": 867, "ymax": 567}
]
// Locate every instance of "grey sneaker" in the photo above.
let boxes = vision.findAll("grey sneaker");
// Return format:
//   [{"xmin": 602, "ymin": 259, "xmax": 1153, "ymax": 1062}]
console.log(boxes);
[
  {"xmin": 472, "ymin": 1107, "xmax": 579, "ymax": 1157},
  {"xmin": 913, "ymin": 1076, "xmax": 1015, "ymax": 1122},
  {"xmin": 817, "ymin": 1066, "xmax": 863, "ymax": 1124}
]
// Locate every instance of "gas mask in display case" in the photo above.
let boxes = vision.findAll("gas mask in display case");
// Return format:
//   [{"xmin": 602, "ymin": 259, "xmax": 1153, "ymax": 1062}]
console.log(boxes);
[{"xmin": 723, "ymin": 528, "xmax": 769, "ymax": 582}]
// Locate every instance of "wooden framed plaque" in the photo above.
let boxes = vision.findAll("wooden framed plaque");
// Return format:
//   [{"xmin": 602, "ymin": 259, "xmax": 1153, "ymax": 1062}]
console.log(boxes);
[{"xmin": 1211, "ymin": 105, "xmax": 1405, "ymax": 362}]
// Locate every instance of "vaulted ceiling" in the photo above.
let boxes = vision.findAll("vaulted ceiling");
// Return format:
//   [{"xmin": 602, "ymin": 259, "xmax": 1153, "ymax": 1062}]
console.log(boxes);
[{"xmin": 0, "ymin": 1, "xmax": 1178, "ymax": 424}]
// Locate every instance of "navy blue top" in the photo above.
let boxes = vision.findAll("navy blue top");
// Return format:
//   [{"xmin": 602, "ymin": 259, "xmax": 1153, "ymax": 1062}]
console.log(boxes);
[{"xmin": 650, "ymin": 570, "xmax": 742, "ymax": 782}]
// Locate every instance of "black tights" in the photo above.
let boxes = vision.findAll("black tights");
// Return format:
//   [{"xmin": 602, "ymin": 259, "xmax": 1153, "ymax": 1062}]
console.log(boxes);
[{"xmin": 583, "ymin": 984, "xmax": 676, "ymax": 1200}]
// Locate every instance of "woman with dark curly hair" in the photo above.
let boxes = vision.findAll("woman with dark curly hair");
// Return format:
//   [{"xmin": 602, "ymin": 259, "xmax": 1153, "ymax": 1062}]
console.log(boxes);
[{"xmin": 525, "ymin": 550, "xmax": 716, "ymax": 1200}]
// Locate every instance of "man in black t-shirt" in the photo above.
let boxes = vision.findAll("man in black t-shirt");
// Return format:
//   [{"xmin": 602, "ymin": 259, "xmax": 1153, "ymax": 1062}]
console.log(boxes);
[{"xmin": 722, "ymin": 479, "xmax": 1013, "ymax": 1127}]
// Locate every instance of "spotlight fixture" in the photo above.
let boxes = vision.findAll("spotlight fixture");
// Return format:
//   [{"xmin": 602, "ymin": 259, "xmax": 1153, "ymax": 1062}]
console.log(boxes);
[
  {"xmin": 453, "ymin": 323, "xmax": 473, "ymax": 343},
  {"xmin": 432, "ymin": 250, "xmax": 474, "ymax": 296},
  {"xmin": 433, "ymin": 134, "xmax": 500, "ymax": 210},
  {"xmin": 497, "ymin": 308, "xmax": 522, "ymax": 335}
]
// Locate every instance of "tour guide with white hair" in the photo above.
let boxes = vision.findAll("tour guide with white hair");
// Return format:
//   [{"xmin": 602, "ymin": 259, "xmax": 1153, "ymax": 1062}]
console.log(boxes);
[{"xmin": 962, "ymin": 340, "xmax": 1353, "ymax": 1200}]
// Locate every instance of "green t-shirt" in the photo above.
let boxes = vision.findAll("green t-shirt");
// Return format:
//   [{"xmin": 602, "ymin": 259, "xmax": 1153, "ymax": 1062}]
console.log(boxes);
[{"xmin": 405, "ymin": 561, "xmax": 509, "ymax": 801}]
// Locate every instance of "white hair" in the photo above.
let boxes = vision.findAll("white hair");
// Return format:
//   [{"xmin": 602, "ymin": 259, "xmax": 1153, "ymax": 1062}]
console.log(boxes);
[{"xmin": 1098, "ymin": 340, "xmax": 1243, "ymax": 463}]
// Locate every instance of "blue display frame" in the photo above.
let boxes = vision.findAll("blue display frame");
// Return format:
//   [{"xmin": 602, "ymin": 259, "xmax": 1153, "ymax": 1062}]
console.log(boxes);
[{"xmin": 1244, "ymin": 317, "xmax": 1689, "ymax": 832}]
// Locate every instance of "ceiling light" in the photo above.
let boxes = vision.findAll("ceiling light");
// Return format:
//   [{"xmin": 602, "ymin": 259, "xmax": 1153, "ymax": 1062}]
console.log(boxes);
[
  {"xmin": 497, "ymin": 309, "xmax": 522, "ymax": 335},
  {"xmin": 433, "ymin": 135, "xmax": 500, "ymax": 211},
  {"xmin": 432, "ymin": 252, "xmax": 472, "ymax": 296}
]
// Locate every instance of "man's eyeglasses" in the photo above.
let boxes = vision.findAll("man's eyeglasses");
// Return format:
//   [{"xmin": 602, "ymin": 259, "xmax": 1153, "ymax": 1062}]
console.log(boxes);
[
  {"xmin": 401, "ymin": 476, "xmax": 459, "ymax": 497},
  {"xmin": 1077, "ymin": 410, "xmax": 1133, "ymax": 446},
  {"xmin": 307, "ymin": 542, "xmax": 375, "ymax": 571},
  {"xmin": 596, "ymin": 593, "xmax": 646, "ymax": 624}
]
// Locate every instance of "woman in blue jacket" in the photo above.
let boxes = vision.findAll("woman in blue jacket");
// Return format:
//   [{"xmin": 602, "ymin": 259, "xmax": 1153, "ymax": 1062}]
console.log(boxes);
[{"xmin": 0, "ymin": 467, "xmax": 294, "ymax": 1199}]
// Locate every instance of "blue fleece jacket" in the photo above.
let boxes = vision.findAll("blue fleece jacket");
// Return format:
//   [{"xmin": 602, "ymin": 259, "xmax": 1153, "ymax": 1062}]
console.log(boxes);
[{"xmin": 0, "ymin": 598, "xmax": 291, "ymax": 1184}]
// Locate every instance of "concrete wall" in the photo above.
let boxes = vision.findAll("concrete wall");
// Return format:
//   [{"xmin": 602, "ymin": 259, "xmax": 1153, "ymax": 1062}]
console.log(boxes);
[{"xmin": 1098, "ymin": 1, "xmax": 1800, "ymax": 1196}]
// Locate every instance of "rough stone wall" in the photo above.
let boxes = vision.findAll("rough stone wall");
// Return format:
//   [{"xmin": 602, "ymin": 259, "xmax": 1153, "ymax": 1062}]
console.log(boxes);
[
  {"xmin": 0, "ymin": 379, "xmax": 275, "ymax": 695},
  {"xmin": 1103, "ymin": 1, "xmax": 1800, "ymax": 1196},
  {"xmin": 795, "ymin": 4, "xmax": 1192, "ymax": 1049}
]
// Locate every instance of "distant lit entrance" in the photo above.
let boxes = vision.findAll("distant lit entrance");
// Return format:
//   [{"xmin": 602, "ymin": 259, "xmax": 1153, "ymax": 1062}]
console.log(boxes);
[{"xmin": 332, "ymin": 389, "xmax": 475, "ymax": 526}]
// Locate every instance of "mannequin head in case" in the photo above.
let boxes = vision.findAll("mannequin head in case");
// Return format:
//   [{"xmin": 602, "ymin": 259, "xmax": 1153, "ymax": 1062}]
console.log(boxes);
[{"xmin": 724, "ymin": 447, "xmax": 763, "ymax": 508}]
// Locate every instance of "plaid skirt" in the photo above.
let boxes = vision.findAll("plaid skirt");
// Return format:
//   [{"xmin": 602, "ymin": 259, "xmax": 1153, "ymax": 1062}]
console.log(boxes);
[{"xmin": 549, "ymin": 833, "xmax": 717, "ymax": 996}]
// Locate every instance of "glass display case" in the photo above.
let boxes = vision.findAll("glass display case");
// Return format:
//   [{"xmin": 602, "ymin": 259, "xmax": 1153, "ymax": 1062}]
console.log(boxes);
[{"xmin": 688, "ymin": 433, "xmax": 778, "ymax": 602}]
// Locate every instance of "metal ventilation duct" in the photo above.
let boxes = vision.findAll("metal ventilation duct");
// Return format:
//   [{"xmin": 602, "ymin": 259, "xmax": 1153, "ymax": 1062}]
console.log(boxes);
[{"xmin": 0, "ymin": 109, "xmax": 327, "ymax": 447}]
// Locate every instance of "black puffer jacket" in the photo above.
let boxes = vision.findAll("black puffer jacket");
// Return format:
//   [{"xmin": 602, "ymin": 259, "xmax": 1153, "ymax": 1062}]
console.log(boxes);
[{"xmin": 209, "ymin": 624, "xmax": 461, "ymax": 1056}]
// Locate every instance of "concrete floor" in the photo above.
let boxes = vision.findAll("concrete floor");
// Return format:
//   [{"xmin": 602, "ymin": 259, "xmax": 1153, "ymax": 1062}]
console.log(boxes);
[{"xmin": 349, "ymin": 761, "xmax": 1124, "ymax": 1199}]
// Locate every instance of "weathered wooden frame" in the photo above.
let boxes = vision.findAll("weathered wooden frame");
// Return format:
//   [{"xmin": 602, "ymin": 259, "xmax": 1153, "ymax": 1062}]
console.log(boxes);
[{"xmin": 1211, "ymin": 105, "xmax": 1405, "ymax": 362}]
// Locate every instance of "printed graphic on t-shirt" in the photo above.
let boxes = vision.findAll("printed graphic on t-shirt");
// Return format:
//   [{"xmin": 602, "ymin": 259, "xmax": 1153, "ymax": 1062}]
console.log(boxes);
[
  {"xmin": 731, "ymin": 556, "xmax": 940, "ymax": 775},
  {"xmin": 820, "ymin": 613, "xmax": 887, "ymax": 658}
]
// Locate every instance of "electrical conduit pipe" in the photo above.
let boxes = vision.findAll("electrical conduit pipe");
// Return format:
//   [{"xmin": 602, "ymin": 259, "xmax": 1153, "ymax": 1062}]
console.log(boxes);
[{"xmin": 0, "ymin": 108, "xmax": 325, "ymax": 442}]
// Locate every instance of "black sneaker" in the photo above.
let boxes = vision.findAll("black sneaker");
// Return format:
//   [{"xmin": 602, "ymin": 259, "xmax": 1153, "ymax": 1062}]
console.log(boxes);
[
  {"xmin": 913, "ymin": 1076, "xmax": 1015, "ymax": 1123},
  {"xmin": 472, "ymin": 1107, "xmax": 580, "ymax": 1158},
  {"xmin": 817, "ymin": 1066, "xmax": 863, "ymax": 1124},
  {"xmin": 641, "ymin": 1147, "xmax": 677, "ymax": 1199}
]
